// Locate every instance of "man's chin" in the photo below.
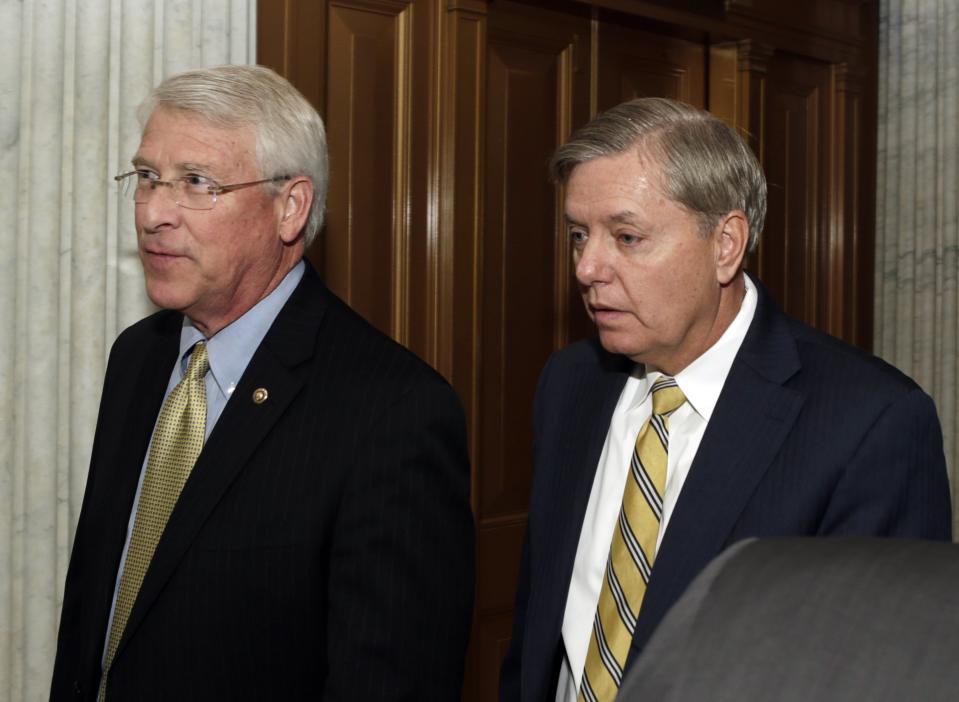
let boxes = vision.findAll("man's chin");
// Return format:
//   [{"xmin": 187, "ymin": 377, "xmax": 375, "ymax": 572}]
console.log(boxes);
[
  {"xmin": 143, "ymin": 281, "xmax": 191, "ymax": 313},
  {"xmin": 597, "ymin": 331, "xmax": 639, "ymax": 357}
]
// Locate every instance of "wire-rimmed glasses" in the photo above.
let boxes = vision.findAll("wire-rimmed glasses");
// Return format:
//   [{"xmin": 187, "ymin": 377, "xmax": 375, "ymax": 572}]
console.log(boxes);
[{"xmin": 114, "ymin": 170, "xmax": 291, "ymax": 211}]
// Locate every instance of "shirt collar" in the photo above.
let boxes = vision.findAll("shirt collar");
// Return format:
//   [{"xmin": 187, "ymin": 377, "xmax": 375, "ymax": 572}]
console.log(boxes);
[
  {"xmin": 176, "ymin": 260, "xmax": 306, "ymax": 397},
  {"xmin": 628, "ymin": 275, "xmax": 758, "ymax": 421}
]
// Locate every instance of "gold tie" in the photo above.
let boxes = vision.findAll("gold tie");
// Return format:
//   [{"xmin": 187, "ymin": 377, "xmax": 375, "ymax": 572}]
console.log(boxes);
[
  {"xmin": 99, "ymin": 341, "xmax": 209, "ymax": 701},
  {"xmin": 579, "ymin": 376, "xmax": 686, "ymax": 702}
]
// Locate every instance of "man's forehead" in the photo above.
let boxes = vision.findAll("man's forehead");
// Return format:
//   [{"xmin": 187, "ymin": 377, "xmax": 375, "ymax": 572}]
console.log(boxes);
[
  {"xmin": 565, "ymin": 155, "xmax": 661, "ymax": 200},
  {"xmin": 567, "ymin": 146, "xmax": 660, "ymax": 180},
  {"xmin": 135, "ymin": 107, "xmax": 255, "ymax": 170},
  {"xmin": 562, "ymin": 150, "xmax": 679, "ymax": 230},
  {"xmin": 566, "ymin": 173, "xmax": 657, "ymax": 198},
  {"xmin": 142, "ymin": 105, "xmax": 241, "ymax": 131}
]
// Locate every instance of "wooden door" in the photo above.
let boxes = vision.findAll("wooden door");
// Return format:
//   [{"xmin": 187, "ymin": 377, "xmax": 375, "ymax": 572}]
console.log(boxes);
[
  {"xmin": 474, "ymin": 2, "xmax": 590, "ymax": 698},
  {"xmin": 258, "ymin": 1, "xmax": 877, "ymax": 698}
]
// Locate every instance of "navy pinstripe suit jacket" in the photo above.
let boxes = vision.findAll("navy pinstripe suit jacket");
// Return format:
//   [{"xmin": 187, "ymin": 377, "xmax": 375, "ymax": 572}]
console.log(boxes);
[
  {"xmin": 499, "ymin": 273, "xmax": 951, "ymax": 702},
  {"xmin": 51, "ymin": 262, "xmax": 474, "ymax": 701}
]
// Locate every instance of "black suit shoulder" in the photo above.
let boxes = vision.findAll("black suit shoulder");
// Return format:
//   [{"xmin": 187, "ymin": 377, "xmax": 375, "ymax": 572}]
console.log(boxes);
[
  {"xmin": 785, "ymin": 313, "xmax": 920, "ymax": 395},
  {"xmin": 316, "ymin": 288, "xmax": 455, "ymax": 400},
  {"xmin": 772, "ymin": 311, "xmax": 940, "ymax": 450}
]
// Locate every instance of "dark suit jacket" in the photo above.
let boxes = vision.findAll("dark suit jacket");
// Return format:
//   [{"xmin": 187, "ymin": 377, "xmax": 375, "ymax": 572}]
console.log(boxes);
[
  {"xmin": 499, "ymin": 274, "xmax": 951, "ymax": 702},
  {"xmin": 51, "ymin": 262, "xmax": 474, "ymax": 701},
  {"xmin": 620, "ymin": 537, "xmax": 959, "ymax": 702}
]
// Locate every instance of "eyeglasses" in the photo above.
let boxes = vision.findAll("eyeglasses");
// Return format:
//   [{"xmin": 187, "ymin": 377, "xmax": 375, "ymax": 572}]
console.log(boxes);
[{"xmin": 114, "ymin": 170, "xmax": 291, "ymax": 211}]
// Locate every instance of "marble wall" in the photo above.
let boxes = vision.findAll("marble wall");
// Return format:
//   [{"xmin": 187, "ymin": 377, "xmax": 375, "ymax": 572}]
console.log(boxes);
[
  {"xmin": 876, "ymin": 0, "xmax": 959, "ymax": 536},
  {"xmin": 0, "ymin": 1, "xmax": 255, "ymax": 699}
]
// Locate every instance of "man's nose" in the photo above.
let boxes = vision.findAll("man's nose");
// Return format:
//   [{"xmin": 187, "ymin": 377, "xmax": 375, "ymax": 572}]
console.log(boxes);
[
  {"xmin": 575, "ymin": 236, "xmax": 611, "ymax": 287},
  {"xmin": 136, "ymin": 184, "xmax": 182, "ymax": 231}
]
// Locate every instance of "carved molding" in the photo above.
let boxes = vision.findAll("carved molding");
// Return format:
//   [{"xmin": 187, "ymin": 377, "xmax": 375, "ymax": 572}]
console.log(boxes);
[
  {"xmin": 392, "ymin": 5, "xmax": 414, "ymax": 344},
  {"xmin": 736, "ymin": 39, "xmax": 774, "ymax": 74},
  {"xmin": 833, "ymin": 61, "xmax": 865, "ymax": 95},
  {"xmin": 330, "ymin": 0, "xmax": 412, "ymax": 14},
  {"xmin": 446, "ymin": 0, "xmax": 488, "ymax": 14}
]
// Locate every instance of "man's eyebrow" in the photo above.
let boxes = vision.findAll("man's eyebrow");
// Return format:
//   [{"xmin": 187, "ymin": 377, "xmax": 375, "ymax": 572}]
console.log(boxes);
[
  {"xmin": 128, "ymin": 157, "xmax": 216, "ymax": 173},
  {"xmin": 180, "ymin": 162, "xmax": 215, "ymax": 173},
  {"xmin": 608, "ymin": 210, "xmax": 643, "ymax": 225},
  {"xmin": 565, "ymin": 211, "xmax": 645, "ymax": 227}
]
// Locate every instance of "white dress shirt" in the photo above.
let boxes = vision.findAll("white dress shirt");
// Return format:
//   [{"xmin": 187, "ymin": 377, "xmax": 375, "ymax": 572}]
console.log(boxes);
[{"xmin": 555, "ymin": 276, "xmax": 758, "ymax": 701}]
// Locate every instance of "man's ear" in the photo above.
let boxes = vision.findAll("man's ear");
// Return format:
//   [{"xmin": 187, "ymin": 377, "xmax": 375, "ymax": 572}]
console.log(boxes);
[
  {"xmin": 714, "ymin": 210, "xmax": 749, "ymax": 285},
  {"xmin": 278, "ymin": 177, "xmax": 314, "ymax": 245}
]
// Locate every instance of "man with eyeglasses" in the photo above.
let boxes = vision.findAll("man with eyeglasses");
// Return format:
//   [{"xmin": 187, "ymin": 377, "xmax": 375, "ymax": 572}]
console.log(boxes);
[{"xmin": 50, "ymin": 65, "xmax": 474, "ymax": 702}]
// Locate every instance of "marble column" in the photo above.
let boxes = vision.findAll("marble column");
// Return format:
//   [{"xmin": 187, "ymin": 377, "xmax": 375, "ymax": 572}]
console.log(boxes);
[
  {"xmin": 0, "ymin": 1, "xmax": 255, "ymax": 699},
  {"xmin": 876, "ymin": 0, "xmax": 959, "ymax": 536}
]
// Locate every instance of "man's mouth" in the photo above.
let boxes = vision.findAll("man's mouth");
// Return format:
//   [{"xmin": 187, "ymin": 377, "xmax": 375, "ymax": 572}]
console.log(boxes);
[
  {"xmin": 589, "ymin": 303, "xmax": 624, "ymax": 321},
  {"xmin": 143, "ymin": 246, "xmax": 184, "ymax": 258}
]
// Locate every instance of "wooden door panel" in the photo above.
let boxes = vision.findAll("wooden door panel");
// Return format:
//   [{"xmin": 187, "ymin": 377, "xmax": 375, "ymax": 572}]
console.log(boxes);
[
  {"xmin": 472, "ymin": 2, "xmax": 590, "ymax": 697},
  {"xmin": 325, "ymin": 1, "xmax": 413, "ymax": 340},
  {"xmin": 482, "ymin": 40, "xmax": 561, "ymax": 517},
  {"xmin": 479, "ymin": 4, "xmax": 589, "ymax": 536},
  {"xmin": 597, "ymin": 18, "xmax": 706, "ymax": 110},
  {"xmin": 830, "ymin": 64, "xmax": 872, "ymax": 348},
  {"xmin": 758, "ymin": 54, "xmax": 831, "ymax": 327}
]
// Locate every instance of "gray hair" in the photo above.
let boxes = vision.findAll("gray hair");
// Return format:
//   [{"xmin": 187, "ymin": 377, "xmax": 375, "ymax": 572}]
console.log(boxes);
[
  {"xmin": 550, "ymin": 97, "xmax": 766, "ymax": 252},
  {"xmin": 139, "ymin": 65, "xmax": 328, "ymax": 246}
]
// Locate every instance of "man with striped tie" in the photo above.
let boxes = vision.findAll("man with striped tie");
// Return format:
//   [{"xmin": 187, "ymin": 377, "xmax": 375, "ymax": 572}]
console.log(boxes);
[{"xmin": 499, "ymin": 98, "xmax": 951, "ymax": 702}]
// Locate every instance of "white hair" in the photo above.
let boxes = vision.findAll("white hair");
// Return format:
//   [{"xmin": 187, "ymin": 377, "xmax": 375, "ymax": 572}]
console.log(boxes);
[
  {"xmin": 551, "ymin": 97, "xmax": 767, "ymax": 252},
  {"xmin": 139, "ymin": 65, "xmax": 328, "ymax": 245}
]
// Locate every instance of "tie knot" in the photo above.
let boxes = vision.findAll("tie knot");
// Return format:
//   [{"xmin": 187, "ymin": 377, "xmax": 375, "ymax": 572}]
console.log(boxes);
[
  {"xmin": 186, "ymin": 341, "xmax": 210, "ymax": 382},
  {"xmin": 650, "ymin": 376, "xmax": 685, "ymax": 416}
]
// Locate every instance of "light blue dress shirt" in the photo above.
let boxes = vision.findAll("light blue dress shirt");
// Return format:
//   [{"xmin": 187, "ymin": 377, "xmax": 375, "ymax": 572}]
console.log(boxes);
[{"xmin": 101, "ymin": 260, "xmax": 305, "ymax": 667}]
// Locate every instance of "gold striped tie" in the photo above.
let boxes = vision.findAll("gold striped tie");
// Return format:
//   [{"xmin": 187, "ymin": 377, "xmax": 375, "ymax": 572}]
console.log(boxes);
[
  {"xmin": 579, "ymin": 375, "xmax": 686, "ymax": 702},
  {"xmin": 99, "ymin": 341, "xmax": 210, "ymax": 701}
]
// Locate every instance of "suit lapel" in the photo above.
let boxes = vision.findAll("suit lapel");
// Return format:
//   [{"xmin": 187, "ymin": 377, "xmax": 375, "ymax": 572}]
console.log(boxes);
[
  {"xmin": 542, "ymin": 349, "xmax": 630, "ymax": 588},
  {"xmin": 114, "ymin": 265, "xmax": 329, "ymax": 660},
  {"xmin": 570, "ymin": 368, "xmax": 626, "ymax": 526},
  {"xmin": 526, "ymin": 342, "xmax": 630, "ymax": 697},
  {"xmin": 98, "ymin": 314, "xmax": 181, "ymax": 524},
  {"xmin": 629, "ymin": 277, "xmax": 806, "ymax": 658},
  {"xmin": 89, "ymin": 314, "xmax": 181, "ymax": 634}
]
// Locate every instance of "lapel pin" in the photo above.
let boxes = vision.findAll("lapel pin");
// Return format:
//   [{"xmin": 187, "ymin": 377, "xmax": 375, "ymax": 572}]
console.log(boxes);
[{"xmin": 252, "ymin": 387, "xmax": 269, "ymax": 404}]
